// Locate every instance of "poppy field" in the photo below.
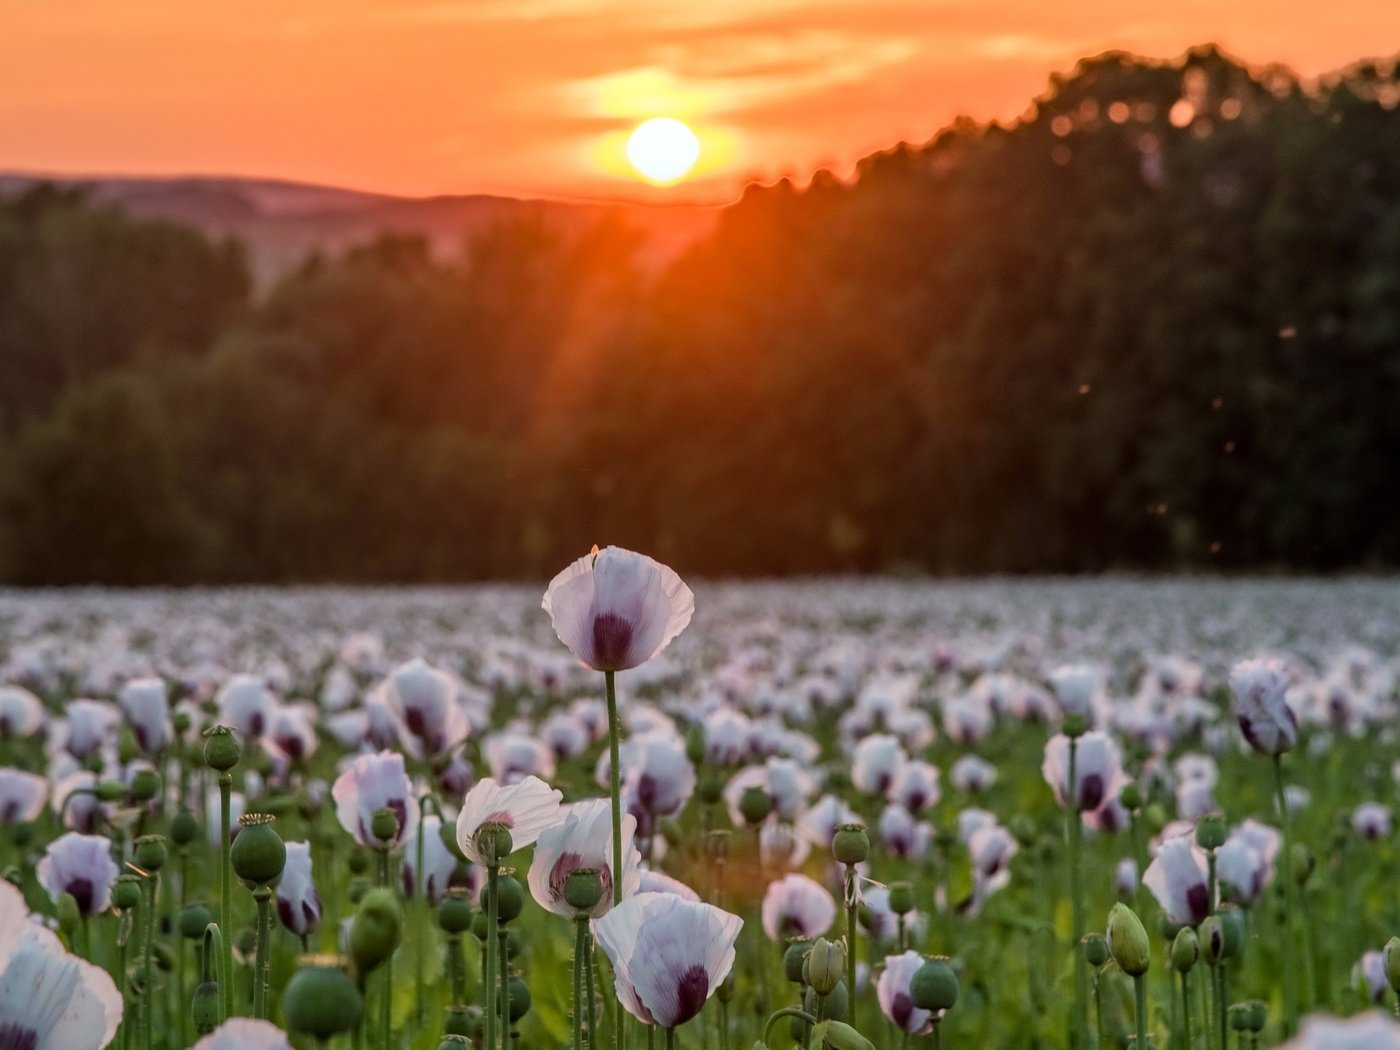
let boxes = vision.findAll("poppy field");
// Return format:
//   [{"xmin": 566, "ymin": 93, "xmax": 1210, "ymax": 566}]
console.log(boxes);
[{"xmin": 3, "ymin": 560, "xmax": 1400, "ymax": 1049}]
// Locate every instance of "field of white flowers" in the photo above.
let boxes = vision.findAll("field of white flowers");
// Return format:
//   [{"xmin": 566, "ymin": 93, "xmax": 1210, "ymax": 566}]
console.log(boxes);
[{"xmin": 4, "ymin": 565, "xmax": 1400, "ymax": 1050}]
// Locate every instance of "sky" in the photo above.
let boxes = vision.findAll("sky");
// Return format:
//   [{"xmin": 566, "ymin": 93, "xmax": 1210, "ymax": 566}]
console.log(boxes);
[{"xmin": 1, "ymin": 0, "xmax": 1396, "ymax": 203}]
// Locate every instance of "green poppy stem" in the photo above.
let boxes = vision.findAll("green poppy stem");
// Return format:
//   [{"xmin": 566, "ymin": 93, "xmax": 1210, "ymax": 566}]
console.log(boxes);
[
  {"xmin": 1067, "ymin": 738, "xmax": 1089, "ymax": 1050},
  {"xmin": 500, "ymin": 930, "xmax": 512, "ymax": 1050},
  {"xmin": 218, "ymin": 773, "xmax": 234, "ymax": 1022},
  {"xmin": 486, "ymin": 864, "xmax": 500, "ymax": 1050},
  {"xmin": 253, "ymin": 886, "xmax": 272, "ymax": 1020},
  {"xmin": 1272, "ymin": 754, "xmax": 1301, "ymax": 1035},
  {"xmin": 576, "ymin": 917, "xmax": 589, "ymax": 1050},
  {"xmin": 1133, "ymin": 974, "xmax": 1147, "ymax": 1050},
  {"xmin": 845, "ymin": 864, "xmax": 858, "ymax": 1030}
]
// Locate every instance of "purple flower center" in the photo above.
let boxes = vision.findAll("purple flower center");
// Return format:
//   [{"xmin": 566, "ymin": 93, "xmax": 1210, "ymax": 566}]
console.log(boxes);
[
  {"xmin": 0, "ymin": 1023, "xmax": 39, "ymax": 1050},
  {"xmin": 673, "ymin": 964, "xmax": 711, "ymax": 1026},
  {"xmin": 591, "ymin": 612, "xmax": 635, "ymax": 669}
]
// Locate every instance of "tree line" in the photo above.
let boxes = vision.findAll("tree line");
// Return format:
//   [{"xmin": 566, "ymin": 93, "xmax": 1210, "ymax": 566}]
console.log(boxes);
[{"xmin": 2, "ymin": 46, "xmax": 1398, "ymax": 584}]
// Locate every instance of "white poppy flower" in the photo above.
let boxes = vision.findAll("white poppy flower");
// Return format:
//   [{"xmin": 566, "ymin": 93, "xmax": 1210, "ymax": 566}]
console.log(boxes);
[
  {"xmin": 1229, "ymin": 658, "xmax": 1298, "ymax": 756},
  {"xmin": 528, "ymin": 799, "xmax": 641, "ymax": 919},
  {"xmin": 455, "ymin": 776, "xmax": 562, "ymax": 866},
  {"xmin": 759, "ymin": 873, "xmax": 836, "ymax": 941},
  {"xmin": 331, "ymin": 751, "xmax": 418, "ymax": 850}
]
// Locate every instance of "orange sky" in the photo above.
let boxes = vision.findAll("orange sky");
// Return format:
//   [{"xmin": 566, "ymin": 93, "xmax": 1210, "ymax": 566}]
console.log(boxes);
[{"xmin": 2, "ymin": 0, "xmax": 1396, "ymax": 203}]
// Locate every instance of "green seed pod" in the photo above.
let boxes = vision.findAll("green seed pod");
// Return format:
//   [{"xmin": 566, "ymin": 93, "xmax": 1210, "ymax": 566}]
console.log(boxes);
[
  {"xmin": 784, "ymin": 939, "xmax": 813, "ymax": 983},
  {"xmin": 129, "ymin": 769, "xmax": 162, "ymax": 803},
  {"xmin": 230, "ymin": 814, "xmax": 286, "ymax": 886},
  {"xmin": 203, "ymin": 726, "xmax": 241, "ymax": 771},
  {"xmin": 910, "ymin": 957, "xmax": 959, "ymax": 1012},
  {"xmin": 803, "ymin": 938, "xmax": 845, "ymax": 996},
  {"xmin": 1062, "ymin": 713, "xmax": 1088, "ymax": 738},
  {"xmin": 370, "ymin": 807, "xmax": 399, "ymax": 844},
  {"xmin": 1143, "ymin": 803, "xmax": 1168, "ymax": 836},
  {"xmin": 698, "ymin": 772, "xmax": 724, "ymax": 805},
  {"xmin": 445, "ymin": 1004, "xmax": 481, "ymax": 1037},
  {"xmin": 685, "ymin": 726, "xmax": 706, "ymax": 765},
  {"xmin": 1157, "ymin": 914, "xmax": 1183, "ymax": 943},
  {"xmin": 114, "ymin": 874, "xmax": 142, "ymax": 911},
  {"xmin": 1171, "ymin": 927, "xmax": 1199, "ymax": 973},
  {"xmin": 563, "ymin": 868, "xmax": 604, "ymax": 914},
  {"xmin": 56, "ymin": 892, "xmax": 80, "ymax": 935},
  {"xmin": 438, "ymin": 889, "xmax": 474, "ymax": 934},
  {"xmin": 118, "ymin": 727, "xmax": 139, "ymax": 765},
  {"xmin": 492, "ymin": 872, "xmax": 525, "ymax": 923},
  {"xmin": 96, "ymin": 780, "xmax": 127, "ymax": 802},
  {"xmin": 1243, "ymin": 999, "xmax": 1267, "ymax": 1033},
  {"xmin": 1107, "ymin": 903, "xmax": 1150, "ymax": 977},
  {"xmin": 1228, "ymin": 1003, "xmax": 1251, "ymax": 1032},
  {"xmin": 888, "ymin": 881, "xmax": 915, "ymax": 916},
  {"xmin": 475, "ymin": 823, "xmax": 514, "ymax": 865},
  {"xmin": 348, "ymin": 849, "xmax": 371, "ymax": 876},
  {"xmin": 821, "ymin": 980, "xmax": 850, "ymax": 1021},
  {"xmin": 816, "ymin": 1020, "xmax": 876, "ymax": 1050},
  {"xmin": 169, "ymin": 810, "xmax": 199, "ymax": 848},
  {"xmin": 507, "ymin": 974, "xmax": 531, "ymax": 1022},
  {"xmin": 439, "ymin": 1037, "xmax": 472, "ymax": 1049},
  {"xmin": 179, "ymin": 904, "xmax": 214, "ymax": 941},
  {"xmin": 1216, "ymin": 904, "xmax": 1244, "ymax": 959},
  {"xmin": 1195, "ymin": 816, "xmax": 1226, "ymax": 851},
  {"xmin": 831, "ymin": 824, "xmax": 869, "ymax": 866},
  {"xmin": 1083, "ymin": 933, "xmax": 1109, "ymax": 969},
  {"xmin": 348, "ymin": 877, "xmax": 371, "ymax": 905},
  {"xmin": 135, "ymin": 834, "xmax": 168, "ymax": 873},
  {"xmin": 350, "ymin": 888, "xmax": 402, "ymax": 977},
  {"xmin": 716, "ymin": 974, "xmax": 734, "ymax": 1004},
  {"xmin": 1119, "ymin": 781, "xmax": 1142, "ymax": 811},
  {"xmin": 192, "ymin": 980, "xmax": 221, "ymax": 1034},
  {"xmin": 1199, "ymin": 915, "xmax": 1226, "ymax": 968},
  {"xmin": 283, "ymin": 964, "xmax": 364, "ymax": 1038},
  {"xmin": 739, "ymin": 787, "xmax": 774, "ymax": 826},
  {"xmin": 172, "ymin": 710, "xmax": 192, "ymax": 735},
  {"xmin": 507, "ymin": 928, "xmax": 525, "ymax": 958}
]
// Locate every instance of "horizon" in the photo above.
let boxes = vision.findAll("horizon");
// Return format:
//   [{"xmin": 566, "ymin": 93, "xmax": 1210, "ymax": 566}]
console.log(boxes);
[{"xmin": 3, "ymin": 1, "xmax": 1397, "ymax": 204}]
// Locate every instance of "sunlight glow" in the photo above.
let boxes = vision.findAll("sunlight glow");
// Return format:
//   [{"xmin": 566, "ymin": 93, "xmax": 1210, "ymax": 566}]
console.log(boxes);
[{"xmin": 625, "ymin": 118, "xmax": 701, "ymax": 185}]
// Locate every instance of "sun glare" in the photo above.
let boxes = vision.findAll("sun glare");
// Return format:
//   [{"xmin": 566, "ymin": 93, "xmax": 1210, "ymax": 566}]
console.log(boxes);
[{"xmin": 625, "ymin": 117, "xmax": 701, "ymax": 185}]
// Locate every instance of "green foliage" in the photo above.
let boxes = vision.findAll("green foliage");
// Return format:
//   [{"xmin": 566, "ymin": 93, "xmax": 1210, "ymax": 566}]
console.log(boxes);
[{"xmin": 3, "ymin": 47, "xmax": 1400, "ymax": 582}]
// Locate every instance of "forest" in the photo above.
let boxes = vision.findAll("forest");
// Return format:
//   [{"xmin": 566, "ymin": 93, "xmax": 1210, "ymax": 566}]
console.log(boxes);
[{"xmin": 2, "ymin": 47, "xmax": 1398, "ymax": 584}]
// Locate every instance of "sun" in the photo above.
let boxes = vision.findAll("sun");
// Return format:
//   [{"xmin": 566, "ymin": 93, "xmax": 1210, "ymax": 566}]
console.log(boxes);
[{"xmin": 625, "ymin": 117, "xmax": 701, "ymax": 186}]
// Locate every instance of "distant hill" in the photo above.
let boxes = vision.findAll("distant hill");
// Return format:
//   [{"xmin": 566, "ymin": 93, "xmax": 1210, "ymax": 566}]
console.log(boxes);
[{"xmin": 0, "ymin": 172, "xmax": 722, "ymax": 287}]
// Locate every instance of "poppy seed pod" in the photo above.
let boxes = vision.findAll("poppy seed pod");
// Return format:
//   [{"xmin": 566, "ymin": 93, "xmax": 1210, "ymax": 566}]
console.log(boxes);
[
  {"xmin": 910, "ymin": 957, "xmax": 959, "ymax": 1012},
  {"xmin": 1195, "ymin": 816, "xmax": 1226, "ymax": 851},
  {"xmin": 96, "ymin": 780, "xmax": 126, "ymax": 802},
  {"xmin": 114, "ymin": 873, "xmax": 142, "ymax": 911},
  {"xmin": 1119, "ymin": 782, "xmax": 1142, "ymax": 811},
  {"xmin": 492, "ymin": 871, "xmax": 525, "ymax": 923},
  {"xmin": 170, "ymin": 810, "xmax": 198, "ymax": 848},
  {"xmin": 370, "ymin": 807, "xmax": 399, "ymax": 845},
  {"xmin": 440, "ymin": 1037, "xmax": 471, "ymax": 1050},
  {"xmin": 1083, "ymin": 933, "xmax": 1109, "ymax": 968},
  {"xmin": 1216, "ymin": 904, "xmax": 1244, "ymax": 959},
  {"xmin": 832, "ymin": 824, "xmax": 869, "ymax": 865},
  {"xmin": 739, "ymin": 787, "xmax": 774, "ymax": 826},
  {"xmin": 1106, "ymin": 903, "xmax": 1150, "ymax": 977},
  {"xmin": 804, "ymin": 938, "xmax": 845, "ymax": 996},
  {"xmin": 350, "ymin": 888, "xmax": 402, "ymax": 976},
  {"xmin": 203, "ymin": 726, "xmax": 241, "ymax": 771},
  {"xmin": 438, "ymin": 890, "xmax": 474, "ymax": 934},
  {"xmin": 888, "ymin": 881, "xmax": 915, "ymax": 916},
  {"xmin": 282, "ymin": 964, "xmax": 364, "ymax": 1039},
  {"xmin": 1200, "ymin": 915, "xmax": 1226, "ymax": 967},
  {"xmin": 230, "ymin": 814, "xmax": 286, "ymax": 886},
  {"xmin": 129, "ymin": 769, "xmax": 162, "ymax": 803},
  {"xmin": 179, "ymin": 904, "xmax": 213, "ymax": 940},
  {"xmin": 1228, "ymin": 1003, "xmax": 1251, "ymax": 1032},
  {"xmin": 192, "ymin": 980, "xmax": 221, "ymax": 1034},
  {"xmin": 1171, "ymin": 927, "xmax": 1199, "ymax": 972},
  {"xmin": 564, "ymin": 868, "xmax": 605, "ymax": 914},
  {"xmin": 1243, "ymin": 1000, "xmax": 1266, "ymax": 1033},
  {"xmin": 135, "ymin": 834, "xmax": 167, "ymax": 873},
  {"xmin": 1062, "ymin": 713, "xmax": 1088, "ymax": 738},
  {"xmin": 445, "ymin": 1005, "xmax": 482, "ymax": 1037},
  {"xmin": 784, "ymin": 938, "xmax": 813, "ymax": 983},
  {"xmin": 507, "ymin": 974, "xmax": 531, "ymax": 1022},
  {"xmin": 475, "ymin": 824, "xmax": 514, "ymax": 866},
  {"xmin": 1385, "ymin": 937, "xmax": 1400, "ymax": 992},
  {"xmin": 698, "ymin": 772, "xmax": 724, "ymax": 805}
]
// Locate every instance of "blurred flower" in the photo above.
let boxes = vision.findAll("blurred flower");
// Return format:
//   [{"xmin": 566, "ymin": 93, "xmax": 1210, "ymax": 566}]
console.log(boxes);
[
  {"xmin": 0, "ymin": 685, "xmax": 43, "ymax": 739},
  {"xmin": 276, "ymin": 841, "xmax": 321, "ymax": 938},
  {"xmin": 1143, "ymin": 834, "xmax": 1211, "ymax": 926},
  {"xmin": 118, "ymin": 677, "xmax": 171, "ymax": 754},
  {"xmin": 949, "ymin": 755, "xmax": 997, "ymax": 793},
  {"xmin": 193, "ymin": 1018, "xmax": 292, "ymax": 1049},
  {"xmin": 216, "ymin": 674, "xmax": 276, "ymax": 739},
  {"xmin": 1042, "ymin": 732, "xmax": 1124, "ymax": 813},
  {"xmin": 877, "ymin": 951, "xmax": 935, "ymax": 1035},
  {"xmin": 331, "ymin": 751, "xmax": 418, "ymax": 850},
  {"xmin": 0, "ymin": 768, "xmax": 47, "ymax": 823},
  {"xmin": 760, "ymin": 874, "xmax": 836, "ymax": 941},
  {"xmin": 1352, "ymin": 802, "xmax": 1392, "ymax": 841},
  {"xmin": 1277, "ymin": 1012, "xmax": 1400, "ymax": 1049},
  {"xmin": 1229, "ymin": 659, "xmax": 1298, "ymax": 756},
  {"xmin": 36, "ymin": 832, "xmax": 120, "ymax": 916}
]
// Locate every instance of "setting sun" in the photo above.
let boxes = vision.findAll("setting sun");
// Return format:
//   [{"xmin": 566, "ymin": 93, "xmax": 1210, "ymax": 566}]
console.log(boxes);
[{"xmin": 625, "ymin": 118, "xmax": 701, "ymax": 186}]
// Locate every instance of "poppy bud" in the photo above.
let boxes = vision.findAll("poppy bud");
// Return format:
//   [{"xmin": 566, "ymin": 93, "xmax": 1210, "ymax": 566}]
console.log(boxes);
[
  {"xmin": 911, "ymin": 957, "xmax": 959, "ymax": 1012},
  {"xmin": 471, "ymin": 910, "xmax": 489, "ymax": 941},
  {"xmin": 1171, "ymin": 927, "xmax": 1199, "ymax": 973},
  {"xmin": 1216, "ymin": 905, "xmax": 1244, "ymax": 959},
  {"xmin": 114, "ymin": 874, "xmax": 142, "ymax": 911},
  {"xmin": 474, "ymin": 823, "xmax": 513, "ymax": 865},
  {"xmin": 1062, "ymin": 713, "xmax": 1088, "ymax": 738},
  {"xmin": 492, "ymin": 871, "xmax": 525, "ymax": 923},
  {"xmin": 370, "ymin": 807, "xmax": 399, "ymax": 845},
  {"xmin": 698, "ymin": 773, "xmax": 724, "ymax": 805},
  {"xmin": 1107, "ymin": 903, "xmax": 1150, "ymax": 977},
  {"xmin": 832, "ymin": 824, "xmax": 869, "ymax": 866},
  {"xmin": 1200, "ymin": 915, "xmax": 1226, "ymax": 967},
  {"xmin": 203, "ymin": 726, "xmax": 241, "ymax": 771},
  {"xmin": 784, "ymin": 938, "xmax": 813, "ymax": 983},
  {"xmin": 96, "ymin": 780, "xmax": 126, "ymax": 802},
  {"xmin": 350, "ymin": 888, "xmax": 402, "ymax": 977},
  {"xmin": 822, "ymin": 980, "xmax": 850, "ymax": 1021},
  {"xmin": 804, "ymin": 939, "xmax": 845, "ymax": 996},
  {"xmin": 283, "ymin": 963, "xmax": 364, "ymax": 1039},
  {"xmin": 564, "ymin": 868, "xmax": 604, "ymax": 914},
  {"xmin": 231, "ymin": 814, "xmax": 286, "ymax": 886},
  {"xmin": 438, "ymin": 889, "xmax": 474, "ymax": 934},
  {"xmin": 888, "ymin": 881, "xmax": 915, "ymax": 916},
  {"xmin": 118, "ymin": 728, "xmax": 139, "ymax": 765},
  {"xmin": 348, "ymin": 877, "xmax": 371, "ymax": 905},
  {"xmin": 170, "ymin": 810, "xmax": 199, "ymax": 848},
  {"xmin": 1243, "ymin": 999, "xmax": 1267, "ymax": 1032},
  {"xmin": 153, "ymin": 942, "xmax": 174, "ymax": 972},
  {"xmin": 1144, "ymin": 803, "xmax": 1168, "ymax": 835},
  {"xmin": 179, "ymin": 904, "xmax": 213, "ymax": 940},
  {"xmin": 173, "ymin": 711, "xmax": 192, "ymax": 734},
  {"xmin": 129, "ymin": 769, "xmax": 162, "ymax": 803},
  {"xmin": 57, "ymin": 892, "xmax": 80, "ymax": 935},
  {"xmin": 1119, "ymin": 782, "xmax": 1142, "ymax": 811},
  {"xmin": 135, "ymin": 834, "xmax": 167, "ymax": 873},
  {"xmin": 507, "ymin": 975, "xmax": 531, "ymax": 1022},
  {"xmin": 1158, "ymin": 915, "xmax": 1182, "ymax": 943},
  {"xmin": 815, "ymin": 1020, "xmax": 876, "ymax": 1050},
  {"xmin": 740, "ymin": 787, "xmax": 774, "ymax": 827},
  {"xmin": 716, "ymin": 974, "xmax": 734, "ymax": 1004},
  {"xmin": 192, "ymin": 980, "xmax": 220, "ymax": 1034},
  {"xmin": 348, "ymin": 849, "xmax": 370, "ymax": 876},
  {"xmin": 1083, "ymin": 933, "xmax": 1109, "ymax": 968},
  {"xmin": 445, "ymin": 1005, "xmax": 481, "ymax": 1037},
  {"xmin": 1195, "ymin": 816, "xmax": 1226, "ymax": 851},
  {"xmin": 685, "ymin": 727, "xmax": 706, "ymax": 765}
]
